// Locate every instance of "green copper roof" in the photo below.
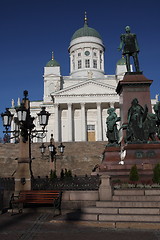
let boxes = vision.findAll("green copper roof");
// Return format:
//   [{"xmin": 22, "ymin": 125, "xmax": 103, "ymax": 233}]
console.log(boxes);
[
  {"xmin": 71, "ymin": 22, "xmax": 102, "ymax": 41},
  {"xmin": 117, "ymin": 57, "xmax": 126, "ymax": 65},
  {"xmin": 46, "ymin": 53, "xmax": 60, "ymax": 67}
]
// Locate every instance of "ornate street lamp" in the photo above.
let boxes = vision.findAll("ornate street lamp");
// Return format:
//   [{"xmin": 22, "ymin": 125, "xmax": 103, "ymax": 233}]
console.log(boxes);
[
  {"xmin": 58, "ymin": 142, "xmax": 65, "ymax": 155},
  {"xmin": 48, "ymin": 135, "xmax": 65, "ymax": 171},
  {"xmin": 37, "ymin": 107, "xmax": 50, "ymax": 128},
  {"xmin": 1, "ymin": 90, "xmax": 52, "ymax": 191},
  {"xmin": 39, "ymin": 143, "xmax": 46, "ymax": 155},
  {"xmin": 1, "ymin": 108, "xmax": 14, "ymax": 130},
  {"xmin": 48, "ymin": 142, "xmax": 57, "ymax": 162},
  {"xmin": 16, "ymin": 103, "xmax": 28, "ymax": 123},
  {"xmin": 1, "ymin": 91, "xmax": 51, "ymax": 143}
]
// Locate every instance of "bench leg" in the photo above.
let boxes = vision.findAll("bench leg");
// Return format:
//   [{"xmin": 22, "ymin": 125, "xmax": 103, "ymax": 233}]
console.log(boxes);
[{"xmin": 11, "ymin": 203, "xmax": 23, "ymax": 216}]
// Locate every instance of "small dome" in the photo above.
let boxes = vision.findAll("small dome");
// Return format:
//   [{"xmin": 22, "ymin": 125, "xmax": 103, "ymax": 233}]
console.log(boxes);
[
  {"xmin": 46, "ymin": 52, "xmax": 60, "ymax": 67},
  {"xmin": 117, "ymin": 57, "xmax": 126, "ymax": 65}
]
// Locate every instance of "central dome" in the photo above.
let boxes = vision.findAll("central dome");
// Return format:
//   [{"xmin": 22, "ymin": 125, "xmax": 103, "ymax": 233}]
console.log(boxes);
[{"xmin": 71, "ymin": 19, "xmax": 102, "ymax": 41}]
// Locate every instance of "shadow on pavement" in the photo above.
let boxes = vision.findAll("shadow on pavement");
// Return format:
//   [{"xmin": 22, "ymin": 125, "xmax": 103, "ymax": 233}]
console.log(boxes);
[
  {"xmin": 65, "ymin": 208, "xmax": 83, "ymax": 221},
  {"xmin": 0, "ymin": 210, "xmax": 38, "ymax": 232}
]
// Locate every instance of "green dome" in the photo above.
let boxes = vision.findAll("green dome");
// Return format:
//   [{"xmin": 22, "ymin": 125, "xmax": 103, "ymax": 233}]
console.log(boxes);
[
  {"xmin": 117, "ymin": 57, "xmax": 126, "ymax": 65},
  {"xmin": 71, "ymin": 22, "xmax": 102, "ymax": 41},
  {"xmin": 46, "ymin": 59, "xmax": 60, "ymax": 67},
  {"xmin": 46, "ymin": 53, "xmax": 60, "ymax": 67}
]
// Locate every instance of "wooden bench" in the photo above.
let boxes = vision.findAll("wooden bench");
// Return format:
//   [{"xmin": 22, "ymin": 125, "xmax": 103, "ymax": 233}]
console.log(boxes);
[{"xmin": 10, "ymin": 190, "xmax": 62, "ymax": 215}]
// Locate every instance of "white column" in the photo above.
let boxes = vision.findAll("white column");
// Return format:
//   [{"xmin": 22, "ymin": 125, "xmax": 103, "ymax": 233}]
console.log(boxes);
[
  {"xmin": 54, "ymin": 103, "xmax": 59, "ymax": 142},
  {"xmin": 110, "ymin": 102, "xmax": 115, "ymax": 108},
  {"xmin": 81, "ymin": 103, "xmax": 87, "ymax": 141},
  {"xmin": 97, "ymin": 102, "xmax": 102, "ymax": 141},
  {"xmin": 67, "ymin": 103, "xmax": 73, "ymax": 142}
]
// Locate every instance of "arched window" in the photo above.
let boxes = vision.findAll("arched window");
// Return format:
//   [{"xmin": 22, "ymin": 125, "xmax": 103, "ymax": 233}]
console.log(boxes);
[
  {"xmin": 85, "ymin": 59, "xmax": 90, "ymax": 68},
  {"xmin": 93, "ymin": 60, "xmax": 97, "ymax": 68},
  {"xmin": 78, "ymin": 60, "xmax": 82, "ymax": 69}
]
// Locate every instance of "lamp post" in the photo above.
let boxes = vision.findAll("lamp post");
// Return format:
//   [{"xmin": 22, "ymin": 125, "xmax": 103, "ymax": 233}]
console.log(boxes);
[
  {"xmin": 40, "ymin": 134, "xmax": 65, "ymax": 173},
  {"xmin": 1, "ymin": 90, "xmax": 51, "ymax": 192},
  {"xmin": 39, "ymin": 143, "xmax": 46, "ymax": 157},
  {"xmin": 58, "ymin": 142, "xmax": 65, "ymax": 155},
  {"xmin": 48, "ymin": 135, "xmax": 57, "ymax": 171}
]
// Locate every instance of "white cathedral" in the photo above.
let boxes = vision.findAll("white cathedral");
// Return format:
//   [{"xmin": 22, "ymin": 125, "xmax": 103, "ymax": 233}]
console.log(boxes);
[{"xmin": 10, "ymin": 15, "xmax": 157, "ymax": 143}]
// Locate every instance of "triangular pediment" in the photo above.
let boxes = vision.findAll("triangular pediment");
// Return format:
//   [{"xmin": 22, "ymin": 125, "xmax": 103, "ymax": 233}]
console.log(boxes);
[{"xmin": 51, "ymin": 80, "xmax": 116, "ymax": 96}]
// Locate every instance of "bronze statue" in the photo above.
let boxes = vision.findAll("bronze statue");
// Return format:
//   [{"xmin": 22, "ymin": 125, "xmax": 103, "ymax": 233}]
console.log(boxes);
[
  {"xmin": 154, "ymin": 101, "xmax": 160, "ymax": 139},
  {"xmin": 118, "ymin": 26, "xmax": 140, "ymax": 72},
  {"xmin": 106, "ymin": 108, "xmax": 120, "ymax": 145},
  {"xmin": 124, "ymin": 99, "xmax": 160, "ymax": 143},
  {"xmin": 126, "ymin": 98, "xmax": 148, "ymax": 142}
]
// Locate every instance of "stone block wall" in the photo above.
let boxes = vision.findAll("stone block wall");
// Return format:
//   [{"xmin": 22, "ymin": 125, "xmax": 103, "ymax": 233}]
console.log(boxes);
[{"xmin": 0, "ymin": 142, "xmax": 106, "ymax": 177}]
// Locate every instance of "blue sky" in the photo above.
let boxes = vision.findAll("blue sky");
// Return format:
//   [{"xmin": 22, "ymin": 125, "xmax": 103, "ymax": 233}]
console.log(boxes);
[{"xmin": 0, "ymin": 0, "xmax": 160, "ymax": 136}]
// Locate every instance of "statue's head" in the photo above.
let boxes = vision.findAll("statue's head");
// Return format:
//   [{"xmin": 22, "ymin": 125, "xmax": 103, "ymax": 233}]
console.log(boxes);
[
  {"xmin": 125, "ymin": 26, "xmax": 131, "ymax": 33},
  {"xmin": 107, "ymin": 108, "xmax": 115, "ymax": 114},
  {"xmin": 131, "ymin": 98, "xmax": 138, "ymax": 106}
]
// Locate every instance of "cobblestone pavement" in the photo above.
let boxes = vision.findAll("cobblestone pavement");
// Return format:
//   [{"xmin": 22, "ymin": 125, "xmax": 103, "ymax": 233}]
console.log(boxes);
[{"xmin": 0, "ymin": 212, "xmax": 160, "ymax": 240}]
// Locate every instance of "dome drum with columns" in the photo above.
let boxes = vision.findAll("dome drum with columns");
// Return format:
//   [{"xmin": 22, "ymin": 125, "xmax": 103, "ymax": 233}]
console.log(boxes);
[
  {"xmin": 69, "ymin": 14, "xmax": 105, "ymax": 79},
  {"xmin": 10, "ymin": 14, "xmax": 157, "ymax": 143}
]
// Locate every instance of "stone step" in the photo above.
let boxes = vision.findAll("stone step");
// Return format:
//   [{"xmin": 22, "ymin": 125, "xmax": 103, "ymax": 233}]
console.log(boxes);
[
  {"xmin": 98, "ymin": 214, "xmax": 160, "ymax": 222},
  {"xmin": 114, "ymin": 190, "xmax": 144, "ymax": 196},
  {"xmin": 83, "ymin": 207, "xmax": 160, "ymax": 215},
  {"xmin": 81, "ymin": 213, "xmax": 160, "ymax": 222},
  {"xmin": 96, "ymin": 201, "xmax": 160, "ymax": 208},
  {"xmin": 114, "ymin": 189, "xmax": 160, "ymax": 196},
  {"xmin": 112, "ymin": 195, "xmax": 160, "ymax": 201},
  {"xmin": 82, "ymin": 207, "xmax": 118, "ymax": 214},
  {"xmin": 51, "ymin": 218, "xmax": 160, "ymax": 230}
]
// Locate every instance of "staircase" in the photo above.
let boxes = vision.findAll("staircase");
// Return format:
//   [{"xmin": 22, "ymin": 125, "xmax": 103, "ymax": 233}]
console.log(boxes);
[{"xmin": 80, "ymin": 189, "xmax": 160, "ymax": 229}]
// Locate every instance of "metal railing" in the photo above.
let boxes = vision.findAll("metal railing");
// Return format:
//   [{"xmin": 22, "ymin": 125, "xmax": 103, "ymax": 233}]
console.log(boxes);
[
  {"xmin": 32, "ymin": 175, "xmax": 100, "ymax": 191},
  {"xmin": 0, "ymin": 178, "xmax": 15, "ymax": 191},
  {"xmin": 0, "ymin": 175, "xmax": 100, "ymax": 191}
]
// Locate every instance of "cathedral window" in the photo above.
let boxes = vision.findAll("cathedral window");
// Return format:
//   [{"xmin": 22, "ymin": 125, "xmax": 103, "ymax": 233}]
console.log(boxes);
[
  {"xmin": 93, "ymin": 52, "xmax": 97, "ymax": 57},
  {"xmin": 100, "ymin": 51, "xmax": 102, "ymax": 69},
  {"xmin": 78, "ymin": 52, "xmax": 81, "ymax": 57},
  {"xmin": 93, "ymin": 59, "xmax": 97, "ymax": 68},
  {"xmin": 87, "ymin": 125, "xmax": 95, "ymax": 131},
  {"xmin": 78, "ymin": 60, "xmax": 82, "ymax": 69},
  {"xmin": 85, "ymin": 59, "xmax": 90, "ymax": 68},
  {"xmin": 72, "ymin": 55, "xmax": 75, "ymax": 70}
]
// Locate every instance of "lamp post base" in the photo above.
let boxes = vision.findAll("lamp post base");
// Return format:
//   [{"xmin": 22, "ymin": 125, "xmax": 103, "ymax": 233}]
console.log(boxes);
[{"xmin": 14, "ymin": 161, "xmax": 31, "ymax": 193}]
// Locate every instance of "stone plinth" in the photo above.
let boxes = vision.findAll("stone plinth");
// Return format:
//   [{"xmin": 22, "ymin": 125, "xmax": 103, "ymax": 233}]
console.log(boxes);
[
  {"xmin": 14, "ymin": 137, "xmax": 31, "ymax": 193},
  {"xmin": 99, "ymin": 143, "xmax": 160, "ymax": 180},
  {"xmin": 14, "ymin": 162, "xmax": 31, "ymax": 193},
  {"xmin": 99, "ymin": 175, "xmax": 112, "ymax": 200},
  {"xmin": 124, "ymin": 143, "xmax": 160, "ymax": 164},
  {"xmin": 100, "ymin": 146, "xmax": 121, "ymax": 171},
  {"xmin": 116, "ymin": 73, "xmax": 153, "ymax": 125}
]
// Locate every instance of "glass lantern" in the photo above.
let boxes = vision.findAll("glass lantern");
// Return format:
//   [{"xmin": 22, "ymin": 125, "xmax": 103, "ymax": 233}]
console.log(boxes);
[{"xmin": 37, "ymin": 107, "xmax": 50, "ymax": 127}]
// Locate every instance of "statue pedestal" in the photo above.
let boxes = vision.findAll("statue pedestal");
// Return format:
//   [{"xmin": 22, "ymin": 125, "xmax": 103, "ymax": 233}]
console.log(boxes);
[
  {"xmin": 99, "ymin": 72, "xmax": 160, "ymax": 181},
  {"xmin": 124, "ymin": 143, "xmax": 160, "ymax": 163},
  {"xmin": 99, "ymin": 143, "xmax": 160, "ymax": 181},
  {"xmin": 100, "ymin": 146, "xmax": 121, "ymax": 171},
  {"xmin": 116, "ymin": 73, "xmax": 153, "ymax": 125}
]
